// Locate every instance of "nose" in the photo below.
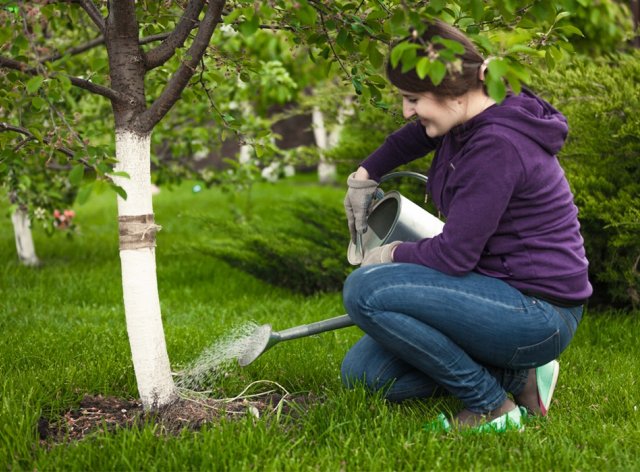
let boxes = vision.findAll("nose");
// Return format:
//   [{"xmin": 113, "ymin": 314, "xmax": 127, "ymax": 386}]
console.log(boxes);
[{"xmin": 402, "ymin": 99, "xmax": 415, "ymax": 119}]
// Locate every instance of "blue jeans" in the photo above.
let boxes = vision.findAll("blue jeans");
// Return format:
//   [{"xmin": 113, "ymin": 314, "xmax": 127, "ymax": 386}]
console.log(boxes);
[{"xmin": 341, "ymin": 263, "xmax": 583, "ymax": 414}]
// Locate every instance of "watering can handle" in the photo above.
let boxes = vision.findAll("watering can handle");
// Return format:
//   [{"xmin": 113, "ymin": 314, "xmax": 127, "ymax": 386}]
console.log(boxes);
[
  {"xmin": 379, "ymin": 171, "xmax": 428, "ymax": 185},
  {"xmin": 348, "ymin": 171, "xmax": 429, "ymax": 265}
]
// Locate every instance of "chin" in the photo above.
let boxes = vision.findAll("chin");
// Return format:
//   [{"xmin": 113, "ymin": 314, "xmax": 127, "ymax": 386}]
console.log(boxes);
[{"xmin": 425, "ymin": 127, "xmax": 443, "ymax": 138}]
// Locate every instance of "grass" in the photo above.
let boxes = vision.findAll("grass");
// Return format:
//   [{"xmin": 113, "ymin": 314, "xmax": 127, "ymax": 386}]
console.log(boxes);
[{"xmin": 1, "ymin": 178, "xmax": 639, "ymax": 471}]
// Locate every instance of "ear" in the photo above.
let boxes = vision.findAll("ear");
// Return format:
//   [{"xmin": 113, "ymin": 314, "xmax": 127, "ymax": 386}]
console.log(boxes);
[{"xmin": 479, "ymin": 58, "xmax": 490, "ymax": 82}]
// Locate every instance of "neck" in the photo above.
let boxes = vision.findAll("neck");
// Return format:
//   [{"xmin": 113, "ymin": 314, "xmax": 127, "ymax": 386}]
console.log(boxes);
[{"xmin": 462, "ymin": 88, "xmax": 496, "ymax": 123}]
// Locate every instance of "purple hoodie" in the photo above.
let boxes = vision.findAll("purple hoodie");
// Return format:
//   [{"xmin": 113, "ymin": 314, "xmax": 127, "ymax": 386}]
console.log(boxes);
[{"xmin": 361, "ymin": 89, "xmax": 592, "ymax": 303}]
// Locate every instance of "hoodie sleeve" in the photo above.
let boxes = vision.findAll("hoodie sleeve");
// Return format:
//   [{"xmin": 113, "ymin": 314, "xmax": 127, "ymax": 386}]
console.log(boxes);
[
  {"xmin": 393, "ymin": 133, "xmax": 524, "ymax": 275},
  {"xmin": 360, "ymin": 121, "xmax": 440, "ymax": 181}
]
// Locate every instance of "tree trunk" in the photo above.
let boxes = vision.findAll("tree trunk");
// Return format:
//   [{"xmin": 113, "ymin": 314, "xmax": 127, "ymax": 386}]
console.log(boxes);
[
  {"xmin": 112, "ymin": 129, "xmax": 177, "ymax": 410},
  {"xmin": 312, "ymin": 106, "xmax": 338, "ymax": 184},
  {"xmin": 11, "ymin": 206, "xmax": 39, "ymax": 266}
]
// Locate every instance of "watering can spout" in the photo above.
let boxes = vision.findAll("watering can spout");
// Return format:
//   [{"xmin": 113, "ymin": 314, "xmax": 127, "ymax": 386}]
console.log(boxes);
[{"xmin": 237, "ymin": 314, "xmax": 355, "ymax": 367}]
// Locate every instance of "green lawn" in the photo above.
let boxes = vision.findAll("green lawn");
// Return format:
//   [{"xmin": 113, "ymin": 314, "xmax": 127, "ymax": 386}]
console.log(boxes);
[{"xmin": 1, "ymin": 179, "xmax": 639, "ymax": 471}]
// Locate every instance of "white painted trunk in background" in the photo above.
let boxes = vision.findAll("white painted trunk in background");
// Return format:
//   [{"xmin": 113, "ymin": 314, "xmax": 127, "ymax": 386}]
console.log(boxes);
[
  {"xmin": 312, "ymin": 106, "xmax": 339, "ymax": 184},
  {"xmin": 113, "ymin": 130, "xmax": 176, "ymax": 410},
  {"xmin": 11, "ymin": 207, "xmax": 39, "ymax": 266}
]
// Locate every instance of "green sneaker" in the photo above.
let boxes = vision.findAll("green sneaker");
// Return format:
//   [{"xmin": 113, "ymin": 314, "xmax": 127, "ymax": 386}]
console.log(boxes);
[
  {"xmin": 471, "ymin": 406, "xmax": 524, "ymax": 433},
  {"xmin": 423, "ymin": 407, "xmax": 524, "ymax": 433},
  {"xmin": 536, "ymin": 360, "xmax": 560, "ymax": 416}
]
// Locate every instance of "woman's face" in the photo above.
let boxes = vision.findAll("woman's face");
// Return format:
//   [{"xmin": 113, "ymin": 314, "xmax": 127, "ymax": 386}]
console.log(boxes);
[{"xmin": 400, "ymin": 89, "xmax": 466, "ymax": 138}]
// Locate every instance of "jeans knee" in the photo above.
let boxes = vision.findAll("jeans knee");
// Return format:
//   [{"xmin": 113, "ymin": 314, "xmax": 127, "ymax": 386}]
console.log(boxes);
[{"xmin": 343, "ymin": 267, "xmax": 376, "ymax": 324}]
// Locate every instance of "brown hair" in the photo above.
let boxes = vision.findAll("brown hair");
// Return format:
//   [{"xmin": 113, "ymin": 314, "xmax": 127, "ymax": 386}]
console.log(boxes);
[{"xmin": 386, "ymin": 20, "xmax": 485, "ymax": 98}]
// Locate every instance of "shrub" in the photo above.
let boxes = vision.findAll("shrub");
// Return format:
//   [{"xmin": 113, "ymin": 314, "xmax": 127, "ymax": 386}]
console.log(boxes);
[
  {"xmin": 532, "ymin": 52, "xmax": 640, "ymax": 309},
  {"xmin": 193, "ymin": 197, "xmax": 352, "ymax": 295}
]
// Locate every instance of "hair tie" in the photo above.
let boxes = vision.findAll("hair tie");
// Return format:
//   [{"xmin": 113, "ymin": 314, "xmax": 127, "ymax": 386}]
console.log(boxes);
[{"xmin": 480, "ymin": 56, "xmax": 494, "ymax": 74}]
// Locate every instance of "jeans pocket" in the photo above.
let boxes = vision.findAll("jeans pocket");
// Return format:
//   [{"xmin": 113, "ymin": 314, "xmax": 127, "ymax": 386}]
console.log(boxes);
[{"xmin": 507, "ymin": 330, "xmax": 560, "ymax": 369}]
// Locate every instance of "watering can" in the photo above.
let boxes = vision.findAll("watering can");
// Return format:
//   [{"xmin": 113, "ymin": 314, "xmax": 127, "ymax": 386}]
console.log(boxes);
[{"xmin": 238, "ymin": 172, "xmax": 444, "ymax": 367}]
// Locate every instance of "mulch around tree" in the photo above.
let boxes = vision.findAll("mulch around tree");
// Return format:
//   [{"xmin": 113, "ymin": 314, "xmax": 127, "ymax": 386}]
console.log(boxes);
[{"xmin": 38, "ymin": 392, "xmax": 316, "ymax": 446}]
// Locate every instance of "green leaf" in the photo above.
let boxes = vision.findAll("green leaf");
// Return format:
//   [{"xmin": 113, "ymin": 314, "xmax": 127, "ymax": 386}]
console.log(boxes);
[
  {"xmin": 110, "ymin": 183, "xmax": 128, "ymax": 200},
  {"xmin": 368, "ymin": 43, "xmax": 384, "ymax": 69},
  {"xmin": 400, "ymin": 51, "xmax": 418, "ymax": 74},
  {"xmin": 296, "ymin": 3, "xmax": 317, "ymax": 25},
  {"xmin": 69, "ymin": 164, "xmax": 84, "ymax": 186},
  {"xmin": 505, "ymin": 72, "xmax": 522, "ymax": 95},
  {"xmin": 389, "ymin": 8, "xmax": 405, "ymax": 30},
  {"xmin": 557, "ymin": 25, "xmax": 584, "ymax": 37},
  {"xmin": 351, "ymin": 77, "xmax": 363, "ymax": 95},
  {"xmin": 544, "ymin": 48, "xmax": 555, "ymax": 69},
  {"xmin": 239, "ymin": 14, "xmax": 259, "ymax": 37},
  {"xmin": 428, "ymin": 61, "xmax": 446, "ymax": 86},
  {"xmin": 12, "ymin": 34, "xmax": 28, "ymax": 53},
  {"xmin": 31, "ymin": 96, "xmax": 46, "ymax": 110},
  {"xmin": 0, "ymin": 26, "xmax": 12, "ymax": 45},
  {"xmin": 434, "ymin": 37, "xmax": 465, "ymax": 55},
  {"xmin": 390, "ymin": 42, "xmax": 419, "ymax": 68},
  {"xmin": 486, "ymin": 76, "xmax": 506, "ymax": 102},
  {"xmin": 222, "ymin": 9, "xmax": 243, "ymax": 24},
  {"xmin": 487, "ymin": 58, "xmax": 508, "ymax": 78},
  {"xmin": 555, "ymin": 11, "xmax": 571, "ymax": 22},
  {"xmin": 416, "ymin": 57, "xmax": 431, "ymax": 79},
  {"xmin": 428, "ymin": 0, "xmax": 446, "ymax": 12},
  {"xmin": 549, "ymin": 45, "xmax": 563, "ymax": 62},
  {"xmin": 470, "ymin": 0, "xmax": 484, "ymax": 20},
  {"xmin": 26, "ymin": 76, "xmax": 44, "ymax": 94}
]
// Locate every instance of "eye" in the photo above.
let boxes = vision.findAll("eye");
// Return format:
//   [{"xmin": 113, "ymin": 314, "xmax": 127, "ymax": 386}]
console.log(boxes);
[{"xmin": 404, "ymin": 96, "xmax": 418, "ymax": 104}]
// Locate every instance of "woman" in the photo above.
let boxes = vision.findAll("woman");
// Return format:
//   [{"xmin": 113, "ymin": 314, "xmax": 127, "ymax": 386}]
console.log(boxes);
[{"xmin": 342, "ymin": 20, "xmax": 592, "ymax": 432}]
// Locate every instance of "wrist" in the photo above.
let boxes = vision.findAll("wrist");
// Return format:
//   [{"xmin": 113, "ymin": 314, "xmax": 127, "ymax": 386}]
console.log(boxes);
[{"xmin": 354, "ymin": 166, "xmax": 371, "ymax": 180}]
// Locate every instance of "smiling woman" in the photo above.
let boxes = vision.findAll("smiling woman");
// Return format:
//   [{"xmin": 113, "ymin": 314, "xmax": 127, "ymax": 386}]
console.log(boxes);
[{"xmin": 341, "ymin": 19, "xmax": 592, "ymax": 433}]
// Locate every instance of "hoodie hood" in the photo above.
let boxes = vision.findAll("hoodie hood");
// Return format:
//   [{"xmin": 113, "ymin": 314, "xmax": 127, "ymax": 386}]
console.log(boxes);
[{"xmin": 456, "ymin": 88, "xmax": 568, "ymax": 156}]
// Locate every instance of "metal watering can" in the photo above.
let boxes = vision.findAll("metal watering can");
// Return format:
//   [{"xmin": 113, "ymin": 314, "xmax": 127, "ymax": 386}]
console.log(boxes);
[
  {"xmin": 347, "ymin": 171, "xmax": 444, "ymax": 265},
  {"xmin": 238, "ymin": 172, "xmax": 444, "ymax": 367}
]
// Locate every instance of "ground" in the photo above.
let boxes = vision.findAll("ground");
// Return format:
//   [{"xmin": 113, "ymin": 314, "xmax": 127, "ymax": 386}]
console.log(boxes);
[{"xmin": 38, "ymin": 392, "xmax": 314, "ymax": 446}]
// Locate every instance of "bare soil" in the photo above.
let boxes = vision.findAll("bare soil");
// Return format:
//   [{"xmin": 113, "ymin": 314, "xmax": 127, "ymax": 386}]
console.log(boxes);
[{"xmin": 38, "ymin": 392, "xmax": 315, "ymax": 446}]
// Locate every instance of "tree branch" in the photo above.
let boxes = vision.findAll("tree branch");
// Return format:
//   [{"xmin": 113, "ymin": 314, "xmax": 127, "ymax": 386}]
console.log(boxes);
[
  {"xmin": 135, "ymin": 0, "xmax": 226, "ymax": 134},
  {"xmin": 74, "ymin": 0, "xmax": 106, "ymax": 33},
  {"xmin": 41, "ymin": 31, "xmax": 176, "ymax": 64},
  {"xmin": 41, "ymin": 35, "xmax": 105, "ymax": 63},
  {"xmin": 144, "ymin": 0, "xmax": 206, "ymax": 70},
  {"xmin": 1, "ymin": 122, "xmax": 75, "ymax": 158},
  {"xmin": 0, "ymin": 55, "xmax": 131, "ymax": 103}
]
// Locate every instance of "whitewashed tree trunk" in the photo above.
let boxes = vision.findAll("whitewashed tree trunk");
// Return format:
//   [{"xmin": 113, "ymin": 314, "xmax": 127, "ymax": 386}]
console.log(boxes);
[
  {"xmin": 312, "ymin": 106, "xmax": 337, "ymax": 184},
  {"xmin": 11, "ymin": 207, "xmax": 39, "ymax": 266},
  {"xmin": 313, "ymin": 96, "xmax": 353, "ymax": 184},
  {"xmin": 238, "ymin": 100, "xmax": 253, "ymax": 165},
  {"xmin": 112, "ymin": 129, "xmax": 177, "ymax": 410}
]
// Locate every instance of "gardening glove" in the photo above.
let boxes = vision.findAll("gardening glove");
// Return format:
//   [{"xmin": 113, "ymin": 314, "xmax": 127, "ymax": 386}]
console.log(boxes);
[
  {"xmin": 361, "ymin": 241, "xmax": 402, "ymax": 267},
  {"xmin": 344, "ymin": 172, "xmax": 379, "ymax": 243}
]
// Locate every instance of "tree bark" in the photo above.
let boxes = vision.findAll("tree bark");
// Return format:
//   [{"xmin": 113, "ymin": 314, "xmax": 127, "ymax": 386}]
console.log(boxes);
[{"xmin": 11, "ymin": 207, "xmax": 40, "ymax": 266}]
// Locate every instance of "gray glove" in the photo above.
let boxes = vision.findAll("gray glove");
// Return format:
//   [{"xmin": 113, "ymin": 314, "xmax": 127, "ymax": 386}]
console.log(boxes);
[
  {"xmin": 361, "ymin": 241, "xmax": 402, "ymax": 267},
  {"xmin": 344, "ymin": 172, "xmax": 379, "ymax": 243}
]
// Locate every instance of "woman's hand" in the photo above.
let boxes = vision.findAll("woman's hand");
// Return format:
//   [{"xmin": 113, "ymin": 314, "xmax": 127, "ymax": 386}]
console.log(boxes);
[
  {"xmin": 344, "ymin": 167, "xmax": 379, "ymax": 243},
  {"xmin": 361, "ymin": 241, "xmax": 402, "ymax": 266}
]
